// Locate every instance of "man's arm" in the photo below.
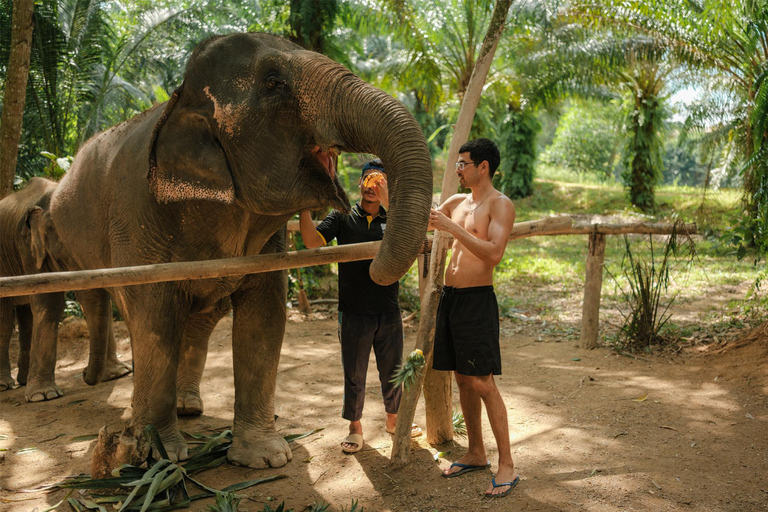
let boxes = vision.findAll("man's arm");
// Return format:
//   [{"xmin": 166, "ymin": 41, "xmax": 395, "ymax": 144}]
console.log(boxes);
[
  {"xmin": 429, "ymin": 195, "xmax": 515, "ymax": 266},
  {"xmin": 299, "ymin": 210, "xmax": 325, "ymax": 249},
  {"xmin": 428, "ymin": 194, "xmax": 464, "ymax": 231}
]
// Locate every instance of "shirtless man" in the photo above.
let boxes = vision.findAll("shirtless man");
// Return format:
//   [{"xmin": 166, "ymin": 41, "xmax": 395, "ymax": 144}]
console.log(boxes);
[{"xmin": 428, "ymin": 138, "xmax": 518, "ymax": 498}]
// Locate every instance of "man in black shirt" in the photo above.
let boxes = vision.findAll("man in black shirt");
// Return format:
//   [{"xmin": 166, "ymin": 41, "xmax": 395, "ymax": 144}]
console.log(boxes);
[{"xmin": 299, "ymin": 159, "xmax": 419, "ymax": 453}]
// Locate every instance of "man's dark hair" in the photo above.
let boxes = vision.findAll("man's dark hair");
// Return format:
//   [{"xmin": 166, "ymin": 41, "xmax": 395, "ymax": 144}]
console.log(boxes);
[
  {"xmin": 459, "ymin": 138, "xmax": 501, "ymax": 178},
  {"xmin": 361, "ymin": 158, "xmax": 385, "ymax": 176}
]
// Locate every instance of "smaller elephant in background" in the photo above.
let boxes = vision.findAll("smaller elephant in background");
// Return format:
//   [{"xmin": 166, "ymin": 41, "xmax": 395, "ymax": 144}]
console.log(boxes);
[{"xmin": 0, "ymin": 178, "xmax": 131, "ymax": 400}]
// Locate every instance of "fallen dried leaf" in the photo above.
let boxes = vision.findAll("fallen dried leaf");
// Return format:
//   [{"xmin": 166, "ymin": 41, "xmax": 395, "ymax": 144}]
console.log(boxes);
[{"xmin": 632, "ymin": 393, "xmax": 648, "ymax": 402}]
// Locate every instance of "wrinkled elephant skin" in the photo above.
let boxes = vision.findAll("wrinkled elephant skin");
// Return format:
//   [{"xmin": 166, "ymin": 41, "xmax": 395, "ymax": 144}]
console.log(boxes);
[{"xmin": 50, "ymin": 33, "xmax": 433, "ymax": 468}]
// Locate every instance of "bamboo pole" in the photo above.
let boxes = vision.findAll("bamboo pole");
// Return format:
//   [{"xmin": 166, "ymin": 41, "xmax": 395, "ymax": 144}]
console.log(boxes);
[
  {"xmin": 580, "ymin": 232, "xmax": 606, "ymax": 349},
  {"xmin": 390, "ymin": 0, "xmax": 515, "ymax": 466}
]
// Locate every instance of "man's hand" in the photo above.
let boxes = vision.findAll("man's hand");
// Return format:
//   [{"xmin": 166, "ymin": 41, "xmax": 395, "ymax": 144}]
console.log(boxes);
[
  {"xmin": 429, "ymin": 208, "xmax": 455, "ymax": 233},
  {"xmin": 372, "ymin": 178, "xmax": 389, "ymax": 209}
]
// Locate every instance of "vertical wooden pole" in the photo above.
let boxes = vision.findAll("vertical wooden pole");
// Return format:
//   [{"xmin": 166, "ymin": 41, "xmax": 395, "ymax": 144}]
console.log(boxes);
[{"xmin": 580, "ymin": 232, "xmax": 606, "ymax": 349}]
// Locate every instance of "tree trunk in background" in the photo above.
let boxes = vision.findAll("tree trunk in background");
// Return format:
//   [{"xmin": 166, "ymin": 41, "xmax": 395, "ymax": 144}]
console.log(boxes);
[
  {"xmin": 391, "ymin": 0, "xmax": 514, "ymax": 465},
  {"xmin": 0, "ymin": 0, "xmax": 35, "ymax": 199}
]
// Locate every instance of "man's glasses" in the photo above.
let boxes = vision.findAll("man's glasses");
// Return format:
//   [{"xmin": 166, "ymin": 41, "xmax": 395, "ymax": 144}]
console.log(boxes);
[{"xmin": 455, "ymin": 160, "xmax": 477, "ymax": 171}]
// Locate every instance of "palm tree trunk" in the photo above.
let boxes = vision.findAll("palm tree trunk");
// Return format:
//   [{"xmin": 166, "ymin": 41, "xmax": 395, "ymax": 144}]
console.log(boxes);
[
  {"xmin": 391, "ymin": 0, "xmax": 514, "ymax": 466},
  {"xmin": 0, "ymin": 0, "xmax": 35, "ymax": 199}
]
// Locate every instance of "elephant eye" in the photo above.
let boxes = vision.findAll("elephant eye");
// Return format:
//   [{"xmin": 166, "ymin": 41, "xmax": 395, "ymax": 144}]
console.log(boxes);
[{"xmin": 265, "ymin": 76, "xmax": 284, "ymax": 90}]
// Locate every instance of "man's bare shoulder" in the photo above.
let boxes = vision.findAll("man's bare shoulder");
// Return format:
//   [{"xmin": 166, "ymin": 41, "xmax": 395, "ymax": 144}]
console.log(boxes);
[
  {"xmin": 439, "ymin": 193, "xmax": 468, "ymax": 212},
  {"xmin": 489, "ymin": 191, "xmax": 515, "ymax": 222}
]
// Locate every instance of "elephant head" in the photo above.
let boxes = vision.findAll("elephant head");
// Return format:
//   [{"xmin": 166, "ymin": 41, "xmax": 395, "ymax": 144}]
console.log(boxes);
[{"xmin": 148, "ymin": 33, "xmax": 433, "ymax": 284}]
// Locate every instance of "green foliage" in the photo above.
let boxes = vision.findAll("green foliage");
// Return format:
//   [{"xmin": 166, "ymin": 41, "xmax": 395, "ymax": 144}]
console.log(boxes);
[
  {"xmin": 662, "ymin": 142, "xmax": 707, "ymax": 187},
  {"xmin": 207, "ymin": 491, "xmax": 241, "ymax": 512},
  {"xmin": 340, "ymin": 499, "xmax": 364, "ymax": 512},
  {"xmin": 607, "ymin": 229, "xmax": 696, "ymax": 351},
  {"xmin": 389, "ymin": 349, "xmax": 425, "ymax": 389},
  {"xmin": 541, "ymin": 100, "xmax": 622, "ymax": 180},
  {"xmin": 288, "ymin": 0, "xmax": 339, "ymax": 55},
  {"xmin": 494, "ymin": 107, "xmax": 541, "ymax": 199},
  {"xmin": 307, "ymin": 502, "xmax": 332, "ymax": 512},
  {"xmin": 452, "ymin": 407, "xmax": 467, "ymax": 438},
  {"xmin": 261, "ymin": 502, "xmax": 292, "ymax": 512}
]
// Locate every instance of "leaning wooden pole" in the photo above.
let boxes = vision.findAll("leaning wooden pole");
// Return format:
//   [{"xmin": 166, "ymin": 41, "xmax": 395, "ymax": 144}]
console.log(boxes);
[{"xmin": 391, "ymin": 0, "xmax": 514, "ymax": 466}]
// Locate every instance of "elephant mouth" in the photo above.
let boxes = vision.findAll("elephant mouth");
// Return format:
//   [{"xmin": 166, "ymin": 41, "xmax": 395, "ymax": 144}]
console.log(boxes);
[
  {"xmin": 303, "ymin": 145, "xmax": 350, "ymax": 213},
  {"xmin": 311, "ymin": 146, "xmax": 338, "ymax": 179}
]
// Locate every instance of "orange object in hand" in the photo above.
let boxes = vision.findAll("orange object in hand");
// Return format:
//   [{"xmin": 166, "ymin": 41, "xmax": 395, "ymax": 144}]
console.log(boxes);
[{"xmin": 363, "ymin": 171, "xmax": 385, "ymax": 188}]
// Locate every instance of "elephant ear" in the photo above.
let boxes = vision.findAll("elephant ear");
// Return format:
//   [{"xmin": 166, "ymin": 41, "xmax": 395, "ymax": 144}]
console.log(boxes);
[
  {"xmin": 23, "ymin": 206, "xmax": 47, "ymax": 270},
  {"xmin": 148, "ymin": 86, "xmax": 235, "ymax": 204}
]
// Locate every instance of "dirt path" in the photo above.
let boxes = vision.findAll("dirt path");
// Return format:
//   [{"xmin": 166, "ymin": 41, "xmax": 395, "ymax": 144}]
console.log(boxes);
[{"xmin": 1, "ymin": 309, "xmax": 767, "ymax": 511}]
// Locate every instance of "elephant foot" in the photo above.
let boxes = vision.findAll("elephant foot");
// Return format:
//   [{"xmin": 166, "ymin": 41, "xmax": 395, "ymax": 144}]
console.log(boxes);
[
  {"xmin": 25, "ymin": 380, "xmax": 64, "ymax": 402},
  {"xmin": 228, "ymin": 431, "xmax": 292, "ymax": 469},
  {"xmin": 102, "ymin": 359, "xmax": 132, "ymax": 382},
  {"xmin": 154, "ymin": 428, "xmax": 188, "ymax": 462},
  {"xmin": 0, "ymin": 373, "xmax": 15, "ymax": 391},
  {"xmin": 176, "ymin": 390, "xmax": 204, "ymax": 416}
]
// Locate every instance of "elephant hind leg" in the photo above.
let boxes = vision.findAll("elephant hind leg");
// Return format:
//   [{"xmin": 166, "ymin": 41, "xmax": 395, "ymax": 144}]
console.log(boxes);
[
  {"xmin": 177, "ymin": 298, "xmax": 230, "ymax": 416},
  {"xmin": 0, "ymin": 299, "xmax": 15, "ymax": 390},
  {"xmin": 15, "ymin": 304, "xmax": 32, "ymax": 385},
  {"xmin": 77, "ymin": 290, "xmax": 131, "ymax": 385}
]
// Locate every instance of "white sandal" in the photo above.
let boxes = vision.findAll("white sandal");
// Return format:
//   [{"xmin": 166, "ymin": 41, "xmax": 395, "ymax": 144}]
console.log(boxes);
[{"xmin": 341, "ymin": 433, "xmax": 364, "ymax": 454}]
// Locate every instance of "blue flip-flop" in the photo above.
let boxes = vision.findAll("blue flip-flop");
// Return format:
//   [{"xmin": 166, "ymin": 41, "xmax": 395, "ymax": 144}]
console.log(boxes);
[
  {"xmin": 484, "ymin": 475, "xmax": 520, "ymax": 498},
  {"xmin": 441, "ymin": 461, "xmax": 491, "ymax": 478}
]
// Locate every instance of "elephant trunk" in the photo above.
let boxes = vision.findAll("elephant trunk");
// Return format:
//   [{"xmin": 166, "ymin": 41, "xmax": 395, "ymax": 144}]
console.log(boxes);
[{"xmin": 298, "ymin": 57, "xmax": 433, "ymax": 285}]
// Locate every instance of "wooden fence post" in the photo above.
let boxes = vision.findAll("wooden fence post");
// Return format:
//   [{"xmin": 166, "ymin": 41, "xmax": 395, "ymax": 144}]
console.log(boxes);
[{"xmin": 580, "ymin": 231, "xmax": 606, "ymax": 349}]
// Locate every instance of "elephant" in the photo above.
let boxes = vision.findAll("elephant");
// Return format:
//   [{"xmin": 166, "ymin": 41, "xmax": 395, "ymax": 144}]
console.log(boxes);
[
  {"xmin": 0, "ymin": 177, "xmax": 131, "ymax": 400},
  {"xmin": 49, "ymin": 32, "xmax": 433, "ymax": 469}
]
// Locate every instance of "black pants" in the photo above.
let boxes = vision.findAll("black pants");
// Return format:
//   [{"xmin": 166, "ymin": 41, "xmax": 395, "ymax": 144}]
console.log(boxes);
[{"xmin": 338, "ymin": 310, "xmax": 403, "ymax": 422}]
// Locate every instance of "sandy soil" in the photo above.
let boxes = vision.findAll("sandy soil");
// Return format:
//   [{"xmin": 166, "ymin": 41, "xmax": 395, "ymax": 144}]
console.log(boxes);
[{"xmin": 1, "ymin": 300, "xmax": 767, "ymax": 511}]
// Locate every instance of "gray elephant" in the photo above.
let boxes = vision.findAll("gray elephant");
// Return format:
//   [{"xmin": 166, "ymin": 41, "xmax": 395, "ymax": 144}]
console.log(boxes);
[
  {"xmin": 0, "ymin": 178, "xmax": 131, "ymax": 400},
  {"xmin": 49, "ymin": 33, "xmax": 432, "ymax": 469}
]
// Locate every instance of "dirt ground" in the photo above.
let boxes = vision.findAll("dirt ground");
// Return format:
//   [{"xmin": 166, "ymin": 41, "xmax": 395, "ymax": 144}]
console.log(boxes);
[{"xmin": 1, "ymin": 294, "xmax": 767, "ymax": 512}]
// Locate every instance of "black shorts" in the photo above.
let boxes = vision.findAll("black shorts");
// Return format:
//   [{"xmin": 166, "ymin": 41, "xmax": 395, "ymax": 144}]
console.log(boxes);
[{"xmin": 432, "ymin": 285, "xmax": 501, "ymax": 376}]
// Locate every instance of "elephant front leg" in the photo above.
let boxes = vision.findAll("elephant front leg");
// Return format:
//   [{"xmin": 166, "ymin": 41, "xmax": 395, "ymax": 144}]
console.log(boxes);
[
  {"xmin": 125, "ymin": 286, "xmax": 189, "ymax": 461},
  {"xmin": 25, "ymin": 293, "xmax": 65, "ymax": 402},
  {"xmin": 228, "ymin": 269, "xmax": 291, "ymax": 469},
  {"xmin": 0, "ymin": 300, "xmax": 14, "ymax": 390},
  {"xmin": 177, "ymin": 300, "xmax": 229, "ymax": 416}
]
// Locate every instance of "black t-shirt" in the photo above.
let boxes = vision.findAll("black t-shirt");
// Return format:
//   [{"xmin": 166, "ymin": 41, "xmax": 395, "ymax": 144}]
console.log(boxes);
[{"xmin": 316, "ymin": 203, "xmax": 400, "ymax": 314}]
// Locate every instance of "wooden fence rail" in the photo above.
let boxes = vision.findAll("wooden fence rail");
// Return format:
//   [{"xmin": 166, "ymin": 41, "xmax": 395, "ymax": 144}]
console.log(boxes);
[{"xmin": 0, "ymin": 217, "xmax": 571, "ymax": 298}]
